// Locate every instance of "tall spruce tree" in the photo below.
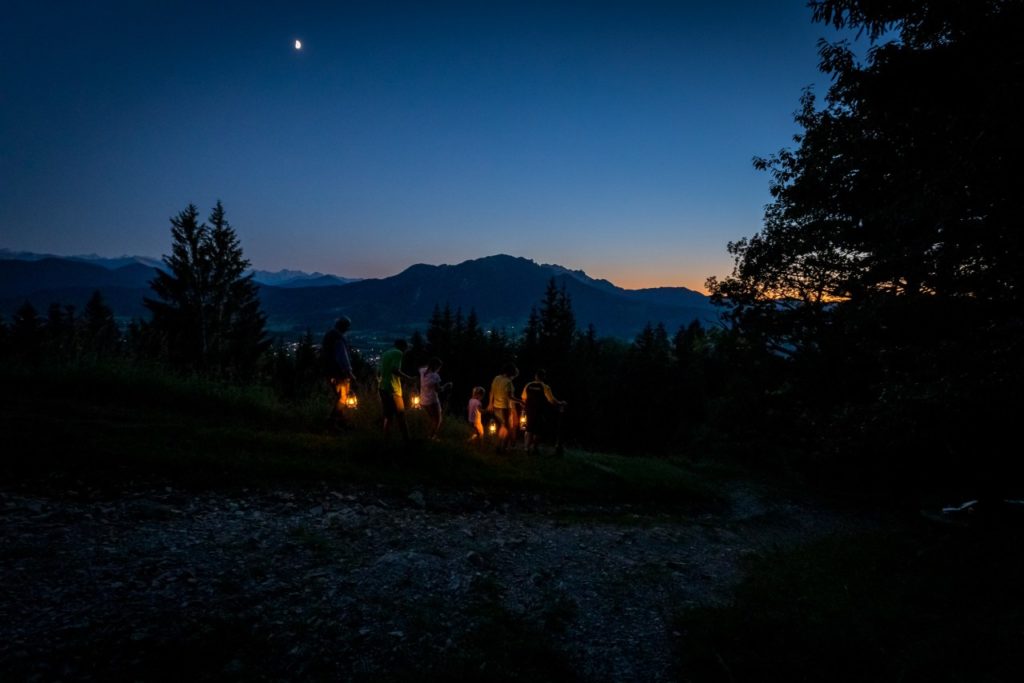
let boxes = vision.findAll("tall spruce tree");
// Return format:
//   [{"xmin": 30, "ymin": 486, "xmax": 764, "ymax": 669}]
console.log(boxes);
[
  {"xmin": 205, "ymin": 201, "xmax": 268, "ymax": 377},
  {"xmin": 10, "ymin": 301, "xmax": 43, "ymax": 363},
  {"xmin": 81, "ymin": 290, "xmax": 120, "ymax": 358},
  {"xmin": 145, "ymin": 201, "xmax": 268, "ymax": 378},
  {"xmin": 536, "ymin": 278, "xmax": 576, "ymax": 377}
]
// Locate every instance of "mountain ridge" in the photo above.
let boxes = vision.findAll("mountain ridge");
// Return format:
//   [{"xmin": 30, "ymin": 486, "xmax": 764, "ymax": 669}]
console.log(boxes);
[{"xmin": 0, "ymin": 253, "xmax": 717, "ymax": 338}]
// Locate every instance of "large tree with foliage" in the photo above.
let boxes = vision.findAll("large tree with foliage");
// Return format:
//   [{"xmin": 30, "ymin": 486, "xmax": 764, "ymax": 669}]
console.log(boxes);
[
  {"xmin": 708, "ymin": 0, "xmax": 1024, "ymax": 495},
  {"xmin": 711, "ymin": 0, "xmax": 1022, "ymax": 332},
  {"xmin": 145, "ymin": 202, "xmax": 268, "ymax": 378}
]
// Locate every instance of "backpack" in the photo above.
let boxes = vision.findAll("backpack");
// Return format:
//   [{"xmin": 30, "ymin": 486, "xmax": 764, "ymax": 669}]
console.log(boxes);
[{"xmin": 320, "ymin": 328, "xmax": 340, "ymax": 375}]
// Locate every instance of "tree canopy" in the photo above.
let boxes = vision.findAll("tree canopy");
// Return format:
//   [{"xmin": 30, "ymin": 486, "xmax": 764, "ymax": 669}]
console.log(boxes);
[
  {"xmin": 708, "ymin": 0, "xmax": 1024, "ymax": 496},
  {"xmin": 711, "ymin": 0, "xmax": 1023, "ymax": 328}
]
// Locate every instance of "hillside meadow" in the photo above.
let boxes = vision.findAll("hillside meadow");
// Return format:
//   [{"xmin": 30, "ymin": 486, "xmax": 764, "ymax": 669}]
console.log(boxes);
[{"xmin": 3, "ymin": 362, "xmax": 1022, "ymax": 680}]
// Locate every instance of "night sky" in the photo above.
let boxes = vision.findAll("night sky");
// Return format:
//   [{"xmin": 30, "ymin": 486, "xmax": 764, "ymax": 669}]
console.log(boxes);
[{"xmin": 1, "ymin": 1, "xmax": 853, "ymax": 291}]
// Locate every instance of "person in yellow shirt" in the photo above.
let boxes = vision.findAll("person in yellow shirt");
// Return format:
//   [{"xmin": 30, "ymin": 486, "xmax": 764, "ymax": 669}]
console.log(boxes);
[
  {"xmin": 520, "ymin": 369, "xmax": 566, "ymax": 454},
  {"xmin": 487, "ymin": 363, "xmax": 520, "ymax": 452}
]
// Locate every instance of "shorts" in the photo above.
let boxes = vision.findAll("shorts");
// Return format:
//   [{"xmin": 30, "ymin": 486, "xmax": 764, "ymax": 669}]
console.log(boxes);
[{"xmin": 380, "ymin": 390, "xmax": 404, "ymax": 418}]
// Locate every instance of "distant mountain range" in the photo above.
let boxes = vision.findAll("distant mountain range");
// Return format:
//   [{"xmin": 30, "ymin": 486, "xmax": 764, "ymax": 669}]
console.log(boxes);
[
  {"xmin": 0, "ymin": 249, "xmax": 359, "ymax": 288},
  {"xmin": 0, "ymin": 251, "xmax": 718, "ymax": 338},
  {"xmin": 0, "ymin": 248, "xmax": 166, "ymax": 272}
]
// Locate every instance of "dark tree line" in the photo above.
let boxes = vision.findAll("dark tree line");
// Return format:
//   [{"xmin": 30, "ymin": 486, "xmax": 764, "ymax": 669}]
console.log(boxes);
[
  {"xmin": 2, "ymin": 202, "xmax": 272, "ymax": 384},
  {"xmin": 401, "ymin": 278, "xmax": 736, "ymax": 457},
  {"xmin": 0, "ymin": 291, "xmax": 122, "ymax": 365}
]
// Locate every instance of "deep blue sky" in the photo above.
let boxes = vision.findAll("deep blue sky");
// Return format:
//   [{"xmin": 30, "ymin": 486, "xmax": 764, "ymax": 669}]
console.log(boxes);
[{"xmin": 1, "ymin": 1, "xmax": 852, "ymax": 290}]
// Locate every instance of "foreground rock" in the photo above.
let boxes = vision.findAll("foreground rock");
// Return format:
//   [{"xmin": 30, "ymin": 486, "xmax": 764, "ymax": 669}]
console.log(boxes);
[{"xmin": 0, "ymin": 482, "xmax": 861, "ymax": 681}]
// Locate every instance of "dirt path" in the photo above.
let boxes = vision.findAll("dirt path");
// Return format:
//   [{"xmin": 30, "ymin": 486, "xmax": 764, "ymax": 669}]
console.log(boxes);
[{"xmin": 1, "ymin": 482, "xmax": 864, "ymax": 681}]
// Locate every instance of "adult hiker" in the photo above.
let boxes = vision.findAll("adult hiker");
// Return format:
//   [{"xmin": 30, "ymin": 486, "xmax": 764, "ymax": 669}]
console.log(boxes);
[
  {"xmin": 521, "ymin": 369, "xmax": 567, "ymax": 454},
  {"xmin": 487, "ymin": 362, "xmax": 521, "ymax": 452},
  {"xmin": 322, "ymin": 316, "xmax": 354, "ymax": 430},
  {"xmin": 379, "ymin": 339, "xmax": 414, "ymax": 441}
]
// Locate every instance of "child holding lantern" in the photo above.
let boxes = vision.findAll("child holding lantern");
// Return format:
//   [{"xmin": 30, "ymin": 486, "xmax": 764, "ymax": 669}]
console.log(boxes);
[{"xmin": 467, "ymin": 386, "xmax": 486, "ymax": 442}]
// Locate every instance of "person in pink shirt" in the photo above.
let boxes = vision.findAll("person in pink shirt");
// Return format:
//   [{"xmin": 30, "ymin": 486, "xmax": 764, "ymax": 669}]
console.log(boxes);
[
  {"xmin": 467, "ymin": 386, "xmax": 485, "ymax": 443},
  {"xmin": 418, "ymin": 357, "xmax": 451, "ymax": 440}
]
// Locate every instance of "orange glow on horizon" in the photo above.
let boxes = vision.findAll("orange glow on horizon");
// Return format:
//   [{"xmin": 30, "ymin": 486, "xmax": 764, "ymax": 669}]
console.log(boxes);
[
  {"xmin": 593, "ymin": 269, "xmax": 719, "ymax": 294},
  {"xmin": 557, "ymin": 255, "xmax": 732, "ymax": 294}
]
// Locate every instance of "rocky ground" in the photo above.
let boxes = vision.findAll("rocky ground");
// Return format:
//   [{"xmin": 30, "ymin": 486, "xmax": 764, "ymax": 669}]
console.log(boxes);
[{"xmin": 1, "ymin": 480, "xmax": 865, "ymax": 681}]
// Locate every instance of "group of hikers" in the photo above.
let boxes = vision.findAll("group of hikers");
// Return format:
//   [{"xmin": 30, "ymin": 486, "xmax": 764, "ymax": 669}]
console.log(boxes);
[{"xmin": 321, "ymin": 317, "xmax": 566, "ymax": 453}]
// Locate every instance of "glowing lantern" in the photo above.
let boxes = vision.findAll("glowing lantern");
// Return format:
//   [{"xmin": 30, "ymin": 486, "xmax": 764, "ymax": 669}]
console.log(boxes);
[
  {"xmin": 345, "ymin": 395, "xmax": 358, "ymax": 409},
  {"xmin": 519, "ymin": 413, "xmax": 528, "ymax": 429},
  {"xmin": 411, "ymin": 394, "xmax": 421, "ymax": 409},
  {"xmin": 488, "ymin": 420, "xmax": 497, "ymax": 436}
]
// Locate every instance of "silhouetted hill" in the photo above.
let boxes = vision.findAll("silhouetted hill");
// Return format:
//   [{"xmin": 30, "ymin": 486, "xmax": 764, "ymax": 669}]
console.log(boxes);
[
  {"xmin": 0, "ymin": 254, "xmax": 717, "ymax": 337},
  {"xmin": 0, "ymin": 251, "xmax": 360, "ymax": 285},
  {"xmin": 0, "ymin": 258, "xmax": 158, "ymax": 300},
  {"xmin": 0, "ymin": 249, "xmax": 164, "ymax": 271},
  {"xmin": 260, "ymin": 255, "xmax": 716, "ymax": 336},
  {"xmin": 0, "ymin": 258, "xmax": 158, "ymax": 319}
]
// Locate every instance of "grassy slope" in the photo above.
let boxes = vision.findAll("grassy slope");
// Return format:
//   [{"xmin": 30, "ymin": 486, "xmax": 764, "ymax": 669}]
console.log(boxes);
[{"xmin": 1, "ymin": 363, "xmax": 717, "ymax": 506}]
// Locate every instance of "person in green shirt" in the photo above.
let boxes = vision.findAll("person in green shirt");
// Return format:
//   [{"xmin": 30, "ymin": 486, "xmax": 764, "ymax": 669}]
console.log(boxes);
[{"xmin": 379, "ymin": 339, "xmax": 413, "ymax": 440}]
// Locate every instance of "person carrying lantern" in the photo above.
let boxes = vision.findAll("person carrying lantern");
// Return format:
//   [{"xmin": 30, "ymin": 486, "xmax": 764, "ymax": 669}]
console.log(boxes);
[
  {"xmin": 379, "ymin": 339, "xmax": 414, "ymax": 441},
  {"xmin": 467, "ymin": 386, "xmax": 486, "ymax": 443},
  {"xmin": 487, "ymin": 363, "xmax": 521, "ymax": 452},
  {"xmin": 321, "ymin": 316, "xmax": 354, "ymax": 431},
  {"xmin": 418, "ymin": 356, "xmax": 452, "ymax": 440}
]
